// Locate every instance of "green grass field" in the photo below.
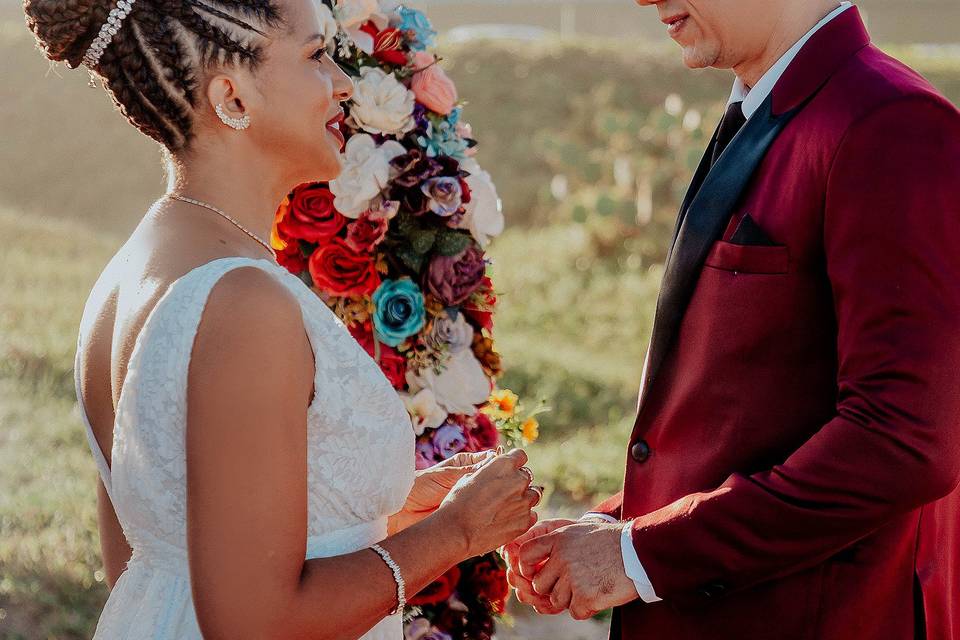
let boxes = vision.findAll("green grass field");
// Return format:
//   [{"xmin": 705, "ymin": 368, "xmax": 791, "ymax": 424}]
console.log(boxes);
[
  {"xmin": 2, "ymin": 13, "xmax": 960, "ymax": 637},
  {"xmin": 0, "ymin": 205, "xmax": 644, "ymax": 637}
]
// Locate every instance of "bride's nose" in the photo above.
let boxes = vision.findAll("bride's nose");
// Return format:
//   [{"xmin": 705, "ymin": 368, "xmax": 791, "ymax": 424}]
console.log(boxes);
[{"xmin": 332, "ymin": 66, "xmax": 354, "ymax": 103}]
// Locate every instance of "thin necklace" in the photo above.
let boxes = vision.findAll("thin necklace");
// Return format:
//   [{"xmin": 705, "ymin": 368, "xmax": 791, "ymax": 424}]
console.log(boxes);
[{"xmin": 165, "ymin": 193, "xmax": 276, "ymax": 260}]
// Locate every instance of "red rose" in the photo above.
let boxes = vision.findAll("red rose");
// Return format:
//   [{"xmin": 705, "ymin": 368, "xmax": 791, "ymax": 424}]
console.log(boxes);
[
  {"xmin": 275, "ymin": 240, "xmax": 309, "ymax": 275},
  {"xmin": 465, "ymin": 412, "xmax": 499, "ymax": 452},
  {"xmin": 348, "ymin": 322, "xmax": 407, "ymax": 389},
  {"xmin": 345, "ymin": 212, "xmax": 389, "ymax": 253},
  {"xmin": 308, "ymin": 238, "xmax": 381, "ymax": 297},
  {"xmin": 409, "ymin": 566, "xmax": 461, "ymax": 606},
  {"xmin": 463, "ymin": 557, "xmax": 509, "ymax": 613},
  {"xmin": 277, "ymin": 183, "xmax": 347, "ymax": 245},
  {"xmin": 463, "ymin": 276, "xmax": 496, "ymax": 333}
]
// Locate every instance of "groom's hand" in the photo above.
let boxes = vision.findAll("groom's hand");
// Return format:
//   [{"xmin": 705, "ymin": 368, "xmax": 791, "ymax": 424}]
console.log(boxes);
[
  {"xmin": 503, "ymin": 518, "xmax": 575, "ymax": 614},
  {"xmin": 518, "ymin": 521, "xmax": 639, "ymax": 620}
]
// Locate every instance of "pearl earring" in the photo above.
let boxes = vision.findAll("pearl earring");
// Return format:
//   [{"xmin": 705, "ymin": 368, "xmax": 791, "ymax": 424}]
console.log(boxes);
[{"xmin": 215, "ymin": 103, "xmax": 251, "ymax": 130}]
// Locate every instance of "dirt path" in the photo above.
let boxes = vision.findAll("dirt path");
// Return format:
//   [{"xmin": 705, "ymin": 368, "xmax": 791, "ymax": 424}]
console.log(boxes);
[{"xmin": 498, "ymin": 607, "xmax": 608, "ymax": 640}]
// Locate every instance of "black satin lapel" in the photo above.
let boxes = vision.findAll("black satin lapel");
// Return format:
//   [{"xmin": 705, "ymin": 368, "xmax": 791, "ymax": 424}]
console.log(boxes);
[
  {"xmin": 640, "ymin": 95, "xmax": 798, "ymax": 405},
  {"xmin": 669, "ymin": 124, "xmax": 721, "ymax": 252}
]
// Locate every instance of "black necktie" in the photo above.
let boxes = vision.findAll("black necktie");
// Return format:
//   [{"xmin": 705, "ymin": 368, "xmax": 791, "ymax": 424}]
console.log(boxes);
[{"xmin": 710, "ymin": 101, "xmax": 747, "ymax": 167}]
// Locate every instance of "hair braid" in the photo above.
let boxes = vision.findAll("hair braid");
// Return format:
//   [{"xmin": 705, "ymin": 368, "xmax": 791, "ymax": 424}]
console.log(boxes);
[
  {"xmin": 97, "ymin": 19, "xmax": 187, "ymax": 148},
  {"xmin": 24, "ymin": 0, "xmax": 285, "ymax": 151},
  {"xmin": 137, "ymin": 11, "xmax": 198, "ymax": 107},
  {"xmin": 204, "ymin": 0, "xmax": 282, "ymax": 29},
  {"xmin": 172, "ymin": 4, "xmax": 261, "ymax": 68}
]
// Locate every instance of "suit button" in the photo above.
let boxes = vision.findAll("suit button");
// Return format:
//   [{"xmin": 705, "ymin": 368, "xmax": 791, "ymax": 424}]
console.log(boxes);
[
  {"xmin": 699, "ymin": 582, "xmax": 728, "ymax": 598},
  {"xmin": 630, "ymin": 440, "xmax": 651, "ymax": 463}
]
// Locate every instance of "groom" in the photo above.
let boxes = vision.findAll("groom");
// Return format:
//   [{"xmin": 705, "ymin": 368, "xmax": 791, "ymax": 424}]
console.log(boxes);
[{"xmin": 507, "ymin": 1, "xmax": 960, "ymax": 638}]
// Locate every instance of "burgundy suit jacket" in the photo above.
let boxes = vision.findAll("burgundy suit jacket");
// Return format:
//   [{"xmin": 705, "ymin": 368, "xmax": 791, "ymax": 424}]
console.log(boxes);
[{"xmin": 595, "ymin": 9, "xmax": 960, "ymax": 640}]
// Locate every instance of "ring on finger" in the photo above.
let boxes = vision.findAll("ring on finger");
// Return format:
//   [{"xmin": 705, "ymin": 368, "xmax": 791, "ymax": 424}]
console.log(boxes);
[
  {"xmin": 530, "ymin": 485, "xmax": 544, "ymax": 506},
  {"xmin": 519, "ymin": 466, "xmax": 535, "ymax": 484}
]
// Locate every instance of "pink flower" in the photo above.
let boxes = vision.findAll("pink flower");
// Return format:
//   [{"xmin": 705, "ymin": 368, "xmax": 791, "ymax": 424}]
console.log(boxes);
[
  {"xmin": 345, "ymin": 211, "xmax": 389, "ymax": 253},
  {"xmin": 410, "ymin": 52, "xmax": 458, "ymax": 116}
]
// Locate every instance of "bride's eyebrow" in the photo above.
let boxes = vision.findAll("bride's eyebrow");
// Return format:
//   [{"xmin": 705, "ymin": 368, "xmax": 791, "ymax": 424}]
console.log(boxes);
[{"xmin": 302, "ymin": 32, "xmax": 325, "ymax": 46}]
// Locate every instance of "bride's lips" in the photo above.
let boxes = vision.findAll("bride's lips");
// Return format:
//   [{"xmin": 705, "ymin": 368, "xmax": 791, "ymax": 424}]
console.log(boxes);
[
  {"xmin": 662, "ymin": 13, "xmax": 690, "ymax": 39},
  {"xmin": 325, "ymin": 110, "xmax": 345, "ymax": 151}
]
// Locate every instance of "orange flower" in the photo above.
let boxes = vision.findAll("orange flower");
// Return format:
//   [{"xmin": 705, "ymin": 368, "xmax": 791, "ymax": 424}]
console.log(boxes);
[
  {"xmin": 521, "ymin": 417, "xmax": 540, "ymax": 444},
  {"xmin": 271, "ymin": 195, "xmax": 290, "ymax": 250},
  {"xmin": 472, "ymin": 333, "xmax": 503, "ymax": 378}
]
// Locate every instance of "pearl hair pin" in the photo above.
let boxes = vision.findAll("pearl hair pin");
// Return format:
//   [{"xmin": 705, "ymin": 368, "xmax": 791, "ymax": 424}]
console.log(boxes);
[{"xmin": 82, "ymin": 0, "xmax": 136, "ymax": 71}]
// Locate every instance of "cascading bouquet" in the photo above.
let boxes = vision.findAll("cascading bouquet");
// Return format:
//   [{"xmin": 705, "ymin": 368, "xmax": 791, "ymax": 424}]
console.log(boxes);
[{"xmin": 270, "ymin": 2, "xmax": 543, "ymax": 638}]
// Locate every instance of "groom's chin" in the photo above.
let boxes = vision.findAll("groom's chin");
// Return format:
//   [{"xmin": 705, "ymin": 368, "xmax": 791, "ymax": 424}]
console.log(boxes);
[{"xmin": 680, "ymin": 45, "xmax": 722, "ymax": 71}]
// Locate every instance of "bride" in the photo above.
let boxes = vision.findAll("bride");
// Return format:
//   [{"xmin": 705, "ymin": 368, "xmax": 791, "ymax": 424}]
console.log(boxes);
[{"xmin": 23, "ymin": 0, "xmax": 540, "ymax": 637}]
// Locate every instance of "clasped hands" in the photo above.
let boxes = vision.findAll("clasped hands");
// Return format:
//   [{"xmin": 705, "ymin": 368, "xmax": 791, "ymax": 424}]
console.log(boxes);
[{"xmin": 503, "ymin": 518, "xmax": 640, "ymax": 620}]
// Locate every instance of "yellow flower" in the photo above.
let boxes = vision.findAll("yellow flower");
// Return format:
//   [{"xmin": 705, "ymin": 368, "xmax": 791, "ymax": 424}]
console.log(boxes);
[
  {"xmin": 521, "ymin": 417, "xmax": 539, "ymax": 444},
  {"xmin": 487, "ymin": 389, "xmax": 518, "ymax": 418}
]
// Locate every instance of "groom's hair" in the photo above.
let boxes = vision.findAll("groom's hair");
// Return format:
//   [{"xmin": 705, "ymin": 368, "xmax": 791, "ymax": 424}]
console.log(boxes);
[{"xmin": 23, "ymin": 0, "xmax": 284, "ymax": 150}]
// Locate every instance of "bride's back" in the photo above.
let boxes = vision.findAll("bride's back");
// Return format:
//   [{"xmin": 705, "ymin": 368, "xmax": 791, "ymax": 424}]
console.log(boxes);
[{"xmin": 76, "ymin": 208, "xmax": 271, "ymax": 469}]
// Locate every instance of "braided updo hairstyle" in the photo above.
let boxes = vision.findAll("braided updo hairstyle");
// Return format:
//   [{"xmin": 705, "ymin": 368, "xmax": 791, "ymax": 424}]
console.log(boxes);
[{"xmin": 23, "ymin": 0, "xmax": 285, "ymax": 150}]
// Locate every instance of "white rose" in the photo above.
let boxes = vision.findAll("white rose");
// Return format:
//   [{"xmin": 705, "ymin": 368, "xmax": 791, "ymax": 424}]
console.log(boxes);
[
  {"xmin": 454, "ymin": 167, "xmax": 504, "ymax": 249},
  {"xmin": 335, "ymin": 0, "xmax": 381, "ymax": 28},
  {"xmin": 317, "ymin": 3, "xmax": 339, "ymax": 52},
  {"xmin": 425, "ymin": 313, "xmax": 474, "ymax": 355},
  {"xmin": 406, "ymin": 350, "xmax": 490, "ymax": 416},
  {"xmin": 348, "ymin": 67, "xmax": 416, "ymax": 136},
  {"xmin": 335, "ymin": 0, "xmax": 390, "ymax": 55},
  {"xmin": 335, "ymin": 0, "xmax": 389, "ymax": 53},
  {"xmin": 329, "ymin": 134, "xmax": 406, "ymax": 217},
  {"xmin": 400, "ymin": 388, "xmax": 447, "ymax": 435}
]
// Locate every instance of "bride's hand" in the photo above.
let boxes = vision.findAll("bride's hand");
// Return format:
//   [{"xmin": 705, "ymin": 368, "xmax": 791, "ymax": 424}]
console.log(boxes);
[
  {"xmin": 408, "ymin": 451, "xmax": 498, "ymax": 513},
  {"xmin": 390, "ymin": 451, "xmax": 496, "ymax": 533},
  {"xmin": 437, "ymin": 448, "xmax": 541, "ymax": 558}
]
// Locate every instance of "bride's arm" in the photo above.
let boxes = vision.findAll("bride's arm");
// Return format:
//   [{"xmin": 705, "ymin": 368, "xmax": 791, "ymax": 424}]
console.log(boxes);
[
  {"xmin": 186, "ymin": 268, "xmax": 535, "ymax": 640},
  {"xmin": 96, "ymin": 479, "xmax": 132, "ymax": 588}
]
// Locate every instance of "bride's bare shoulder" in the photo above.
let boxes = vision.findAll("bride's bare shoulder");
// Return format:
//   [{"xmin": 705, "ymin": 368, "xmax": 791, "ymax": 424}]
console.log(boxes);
[{"xmin": 188, "ymin": 264, "xmax": 315, "ymax": 404}]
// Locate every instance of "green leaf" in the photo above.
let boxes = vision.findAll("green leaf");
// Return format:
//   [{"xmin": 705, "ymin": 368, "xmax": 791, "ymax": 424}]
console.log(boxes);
[
  {"xmin": 435, "ymin": 230, "xmax": 473, "ymax": 257},
  {"xmin": 396, "ymin": 212, "xmax": 417, "ymax": 236},
  {"xmin": 399, "ymin": 247, "xmax": 426, "ymax": 272},
  {"xmin": 410, "ymin": 228, "xmax": 437, "ymax": 254}
]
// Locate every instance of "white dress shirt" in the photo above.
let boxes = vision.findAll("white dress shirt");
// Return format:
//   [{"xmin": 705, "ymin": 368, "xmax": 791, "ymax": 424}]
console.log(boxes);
[{"xmin": 585, "ymin": 1, "xmax": 854, "ymax": 605}]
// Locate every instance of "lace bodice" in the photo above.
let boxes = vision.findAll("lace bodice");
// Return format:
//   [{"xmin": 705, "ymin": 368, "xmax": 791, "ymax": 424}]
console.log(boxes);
[{"xmin": 75, "ymin": 256, "xmax": 415, "ymax": 639}]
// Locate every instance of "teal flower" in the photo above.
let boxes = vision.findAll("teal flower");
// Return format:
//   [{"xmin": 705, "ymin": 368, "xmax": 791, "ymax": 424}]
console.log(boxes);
[
  {"xmin": 396, "ymin": 7, "xmax": 436, "ymax": 51},
  {"xmin": 417, "ymin": 116, "xmax": 470, "ymax": 159},
  {"xmin": 372, "ymin": 278, "xmax": 427, "ymax": 347}
]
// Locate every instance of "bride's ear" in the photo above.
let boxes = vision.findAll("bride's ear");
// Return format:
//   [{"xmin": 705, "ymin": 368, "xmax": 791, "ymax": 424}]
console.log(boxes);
[{"xmin": 205, "ymin": 73, "xmax": 259, "ymax": 128}]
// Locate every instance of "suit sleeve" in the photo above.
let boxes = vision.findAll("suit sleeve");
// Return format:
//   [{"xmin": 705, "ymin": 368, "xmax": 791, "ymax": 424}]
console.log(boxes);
[
  {"xmin": 589, "ymin": 490, "xmax": 624, "ymax": 521},
  {"xmin": 626, "ymin": 96, "xmax": 960, "ymax": 603}
]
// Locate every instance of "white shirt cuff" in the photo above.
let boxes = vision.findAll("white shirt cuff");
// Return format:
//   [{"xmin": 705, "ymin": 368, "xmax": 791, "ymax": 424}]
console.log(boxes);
[
  {"xmin": 620, "ymin": 522, "xmax": 662, "ymax": 603},
  {"xmin": 581, "ymin": 512, "xmax": 619, "ymax": 524}
]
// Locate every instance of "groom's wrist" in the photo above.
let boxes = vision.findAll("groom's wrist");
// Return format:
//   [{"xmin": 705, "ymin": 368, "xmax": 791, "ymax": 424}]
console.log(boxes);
[{"xmin": 581, "ymin": 512, "xmax": 619, "ymax": 524}]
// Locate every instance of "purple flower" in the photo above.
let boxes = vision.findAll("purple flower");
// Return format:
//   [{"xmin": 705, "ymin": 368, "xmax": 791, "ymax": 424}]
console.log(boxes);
[
  {"xmin": 426, "ymin": 245, "xmax": 487, "ymax": 306},
  {"xmin": 421, "ymin": 176, "xmax": 463, "ymax": 217},
  {"xmin": 391, "ymin": 149, "xmax": 444, "ymax": 189},
  {"xmin": 433, "ymin": 423, "xmax": 468, "ymax": 459},
  {"xmin": 416, "ymin": 440, "xmax": 439, "ymax": 470},
  {"xmin": 405, "ymin": 618, "xmax": 453, "ymax": 640}
]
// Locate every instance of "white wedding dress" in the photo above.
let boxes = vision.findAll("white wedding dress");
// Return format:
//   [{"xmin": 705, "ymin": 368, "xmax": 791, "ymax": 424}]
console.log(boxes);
[{"xmin": 75, "ymin": 256, "xmax": 415, "ymax": 639}]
